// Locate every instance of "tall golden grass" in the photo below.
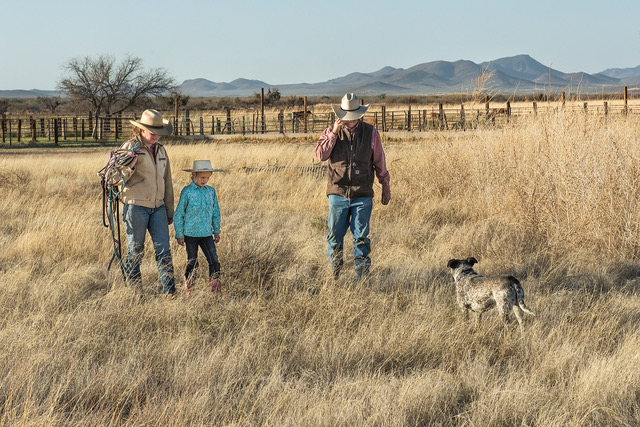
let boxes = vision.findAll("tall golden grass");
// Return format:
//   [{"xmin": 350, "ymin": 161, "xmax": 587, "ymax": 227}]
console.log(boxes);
[{"xmin": 1, "ymin": 112, "xmax": 640, "ymax": 426}]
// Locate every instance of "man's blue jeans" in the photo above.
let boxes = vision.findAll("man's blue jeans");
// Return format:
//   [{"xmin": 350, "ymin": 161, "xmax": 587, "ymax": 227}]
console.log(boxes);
[
  {"xmin": 123, "ymin": 204, "xmax": 176, "ymax": 294},
  {"xmin": 327, "ymin": 195, "xmax": 373, "ymax": 278}
]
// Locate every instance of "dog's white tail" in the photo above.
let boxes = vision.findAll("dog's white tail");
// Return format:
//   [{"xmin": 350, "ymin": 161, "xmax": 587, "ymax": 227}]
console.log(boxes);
[{"xmin": 508, "ymin": 276, "xmax": 536, "ymax": 316}]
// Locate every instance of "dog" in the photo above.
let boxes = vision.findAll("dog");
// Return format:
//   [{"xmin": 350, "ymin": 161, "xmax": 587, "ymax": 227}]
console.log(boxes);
[{"xmin": 447, "ymin": 257, "xmax": 535, "ymax": 333}]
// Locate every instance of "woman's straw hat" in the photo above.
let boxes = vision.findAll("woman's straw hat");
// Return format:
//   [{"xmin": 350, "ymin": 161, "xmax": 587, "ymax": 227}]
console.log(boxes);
[
  {"xmin": 183, "ymin": 159, "xmax": 223, "ymax": 172},
  {"xmin": 331, "ymin": 93, "xmax": 369, "ymax": 120},
  {"xmin": 130, "ymin": 109, "xmax": 173, "ymax": 136}
]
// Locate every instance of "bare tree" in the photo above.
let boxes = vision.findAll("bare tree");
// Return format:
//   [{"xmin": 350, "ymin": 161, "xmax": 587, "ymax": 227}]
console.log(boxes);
[
  {"xmin": 38, "ymin": 96, "xmax": 62, "ymax": 114},
  {"xmin": 57, "ymin": 55, "xmax": 175, "ymax": 138}
]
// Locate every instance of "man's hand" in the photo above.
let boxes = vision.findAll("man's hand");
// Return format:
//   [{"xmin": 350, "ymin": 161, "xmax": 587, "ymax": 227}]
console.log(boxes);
[
  {"xmin": 382, "ymin": 188, "xmax": 391, "ymax": 205},
  {"xmin": 177, "ymin": 238, "xmax": 185, "ymax": 246},
  {"xmin": 124, "ymin": 152, "xmax": 138, "ymax": 168},
  {"xmin": 332, "ymin": 119, "xmax": 345, "ymax": 135},
  {"xmin": 214, "ymin": 233, "xmax": 221, "ymax": 243}
]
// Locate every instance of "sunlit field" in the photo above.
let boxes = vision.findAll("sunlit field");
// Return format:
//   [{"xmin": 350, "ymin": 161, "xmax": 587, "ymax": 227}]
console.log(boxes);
[{"xmin": 1, "ymin": 112, "xmax": 640, "ymax": 426}]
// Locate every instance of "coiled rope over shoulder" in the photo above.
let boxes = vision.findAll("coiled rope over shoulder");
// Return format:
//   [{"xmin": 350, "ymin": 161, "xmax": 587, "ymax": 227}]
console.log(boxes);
[{"xmin": 97, "ymin": 141, "xmax": 141, "ymax": 280}]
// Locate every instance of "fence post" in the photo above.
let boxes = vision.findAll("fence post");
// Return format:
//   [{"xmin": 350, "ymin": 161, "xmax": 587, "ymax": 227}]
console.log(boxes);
[
  {"xmin": 30, "ymin": 116, "xmax": 36, "ymax": 141},
  {"xmin": 381, "ymin": 105, "xmax": 386, "ymax": 132},
  {"xmin": 533, "ymin": 101, "xmax": 537, "ymax": 117},
  {"xmin": 17, "ymin": 119, "xmax": 22, "ymax": 142},
  {"xmin": 460, "ymin": 104, "xmax": 466, "ymax": 131},
  {"xmin": 185, "ymin": 110, "xmax": 190, "ymax": 136},
  {"xmin": 1, "ymin": 113, "xmax": 5, "ymax": 143},
  {"xmin": 583, "ymin": 102, "xmax": 588, "ymax": 113},
  {"xmin": 604, "ymin": 101, "xmax": 608, "ymax": 117},
  {"xmin": 506, "ymin": 101, "xmax": 511, "ymax": 124},
  {"xmin": 200, "ymin": 116, "xmax": 204, "ymax": 135},
  {"xmin": 211, "ymin": 116, "xmax": 215, "ymax": 135},
  {"xmin": 279, "ymin": 109, "xmax": 284, "ymax": 133},
  {"xmin": 54, "ymin": 118, "xmax": 58, "ymax": 145},
  {"xmin": 303, "ymin": 96, "xmax": 308, "ymax": 133},
  {"xmin": 226, "ymin": 108, "xmax": 231, "ymax": 135},
  {"xmin": 81, "ymin": 119, "xmax": 85, "ymax": 139},
  {"xmin": 407, "ymin": 104, "xmax": 411, "ymax": 131},
  {"xmin": 261, "ymin": 88, "xmax": 265, "ymax": 134},
  {"xmin": 438, "ymin": 103, "xmax": 444, "ymax": 130},
  {"xmin": 485, "ymin": 96, "xmax": 489, "ymax": 116},
  {"xmin": 561, "ymin": 92, "xmax": 566, "ymax": 110},
  {"xmin": 624, "ymin": 86, "xmax": 628, "ymax": 116}
]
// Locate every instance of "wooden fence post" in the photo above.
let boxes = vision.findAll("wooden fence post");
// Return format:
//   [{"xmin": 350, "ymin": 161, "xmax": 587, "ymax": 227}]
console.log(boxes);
[
  {"xmin": 226, "ymin": 108, "xmax": 231, "ymax": 134},
  {"xmin": 438, "ymin": 103, "xmax": 444, "ymax": 130},
  {"xmin": 53, "ymin": 118, "xmax": 58, "ymax": 145},
  {"xmin": 460, "ymin": 104, "xmax": 466, "ymax": 131},
  {"xmin": 485, "ymin": 96, "xmax": 489, "ymax": 116},
  {"xmin": 604, "ymin": 101, "xmax": 608, "ymax": 117},
  {"xmin": 561, "ymin": 92, "xmax": 566, "ymax": 110},
  {"xmin": 279, "ymin": 110, "xmax": 284, "ymax": 133},
  {"xmin": 17, "ymin": 119, "xmax": 22, "ymax": 142},
  {"xmin": 200, "ymin": 116, "xmax": 204, "ymax": 135},
  {"xmin": 81, "ymin": 119, "xmax": 85, "ymax": 139},
  {"xmin": 583, "ymin": 102, "xmax": 588, "ymax": 113},
  {"xmin": 381, "ymin": 105, "xmax": 386, "ymax": 132},
  {"xmin": 624, "ymin": 86, "xmax": 628, "ymax": 116},
  {"xmin": 533, "ymin": 101, "xmax": 537, "ymax": 117},
  {"xmin": 506, "ymin": 101, "xmax": 511, "ymax": 124},
  {"xmin": 185, "ymin": 109, "xmax": 190, "ymax": 136},
  {"xmin": 30, "ymin": 116, "xmax": 36, "ymax": 141},
  {"xmin": 1, "ymin": 113, "xmax": 5, "ymax": 143},
  {"xmin": 407, "ymin": 105, "xmax": 411, "ymax": 131},
  {"xmin": 303, "ymin": 96, "xmax": 308, "ymax": 133},
  {"xmin": 261, "ymin": 88, "xmax": 265, "ymax": 134}
]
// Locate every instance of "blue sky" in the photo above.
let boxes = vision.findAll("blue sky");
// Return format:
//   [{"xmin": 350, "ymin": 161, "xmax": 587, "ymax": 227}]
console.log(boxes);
[{"xmin": 3, "ymin": 0, "xmax": 639, "ymax": 90}]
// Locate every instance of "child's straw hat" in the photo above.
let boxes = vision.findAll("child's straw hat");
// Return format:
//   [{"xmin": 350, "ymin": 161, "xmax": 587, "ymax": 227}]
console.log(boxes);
[{"xmin": 183, "ymin": 159, "xmax": 223, "ymax": 172}]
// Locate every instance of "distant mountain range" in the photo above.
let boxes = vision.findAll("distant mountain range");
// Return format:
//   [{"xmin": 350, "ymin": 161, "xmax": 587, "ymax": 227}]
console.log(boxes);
[{"xmin": 4, "ymin": 55, "xmax": 640, "ymax": 99}]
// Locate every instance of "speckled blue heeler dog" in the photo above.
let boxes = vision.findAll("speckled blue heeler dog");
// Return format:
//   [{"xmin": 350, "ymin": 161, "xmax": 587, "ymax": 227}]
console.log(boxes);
[{"xmin": 447, "ymin": 257, "xmax": 535, "ymax": 333}]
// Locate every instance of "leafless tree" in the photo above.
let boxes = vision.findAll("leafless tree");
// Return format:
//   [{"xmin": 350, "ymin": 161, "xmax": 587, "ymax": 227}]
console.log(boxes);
[
  {"xmin": 38, "ymin": 96, "xmax": 62, "ymax": 114},
  {"xmin": 57, "ymin": 55, "xmax": 175, "ymax": 138}
]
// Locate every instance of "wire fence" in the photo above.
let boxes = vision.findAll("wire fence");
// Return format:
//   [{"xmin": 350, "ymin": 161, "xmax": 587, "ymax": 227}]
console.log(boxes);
[{"xmin": 0, "ymin": 100, "xmax": 637, "ymax": 144}]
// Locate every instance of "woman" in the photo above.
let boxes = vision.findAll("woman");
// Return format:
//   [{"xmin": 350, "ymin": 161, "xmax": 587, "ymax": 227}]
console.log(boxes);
[{"xmin": 117, "ymin": 109, "xmax": 176, "ymax": 299}]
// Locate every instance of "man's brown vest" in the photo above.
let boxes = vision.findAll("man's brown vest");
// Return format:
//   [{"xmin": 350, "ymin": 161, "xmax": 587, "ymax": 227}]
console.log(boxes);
[{"xmin": 326, "ymin": 121, "xmax": 374, "ymax": 199}]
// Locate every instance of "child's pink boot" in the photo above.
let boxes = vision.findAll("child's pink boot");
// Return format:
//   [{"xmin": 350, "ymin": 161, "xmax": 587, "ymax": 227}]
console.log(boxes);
[
  {"xmin": 184, "ymin": 277, "xmax": 195, "ymax": 297},
  {"xmin": 209, "ymin": 276, "xmax": 221, "ymax": 294}
]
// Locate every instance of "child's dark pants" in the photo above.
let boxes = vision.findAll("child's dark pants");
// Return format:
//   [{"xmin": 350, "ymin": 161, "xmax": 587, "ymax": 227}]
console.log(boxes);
[{"xmin": 184, "ymin": 235, "xmax": 221, "ymax": 280}]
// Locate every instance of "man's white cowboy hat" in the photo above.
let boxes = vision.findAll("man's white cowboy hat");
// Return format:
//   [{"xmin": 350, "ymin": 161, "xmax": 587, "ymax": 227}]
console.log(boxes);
[
  {"xmin": 183, "ymin": 159, "xmax": 223, "ymax": 172},
  {"xmin": 130, "ymin": 109, "xmax": 173, "ymax": 136},
  {"xmin": 331, "ymin": 93, "xmax": 369, "ymax": 120}
]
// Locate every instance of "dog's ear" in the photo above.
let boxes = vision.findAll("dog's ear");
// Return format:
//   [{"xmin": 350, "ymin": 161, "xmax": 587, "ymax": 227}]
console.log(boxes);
[
  {"xmin": 447, "ymin": 259, "xmax": 460, "ymax": 269},
  {"xmin": 466, "ymin": 257, "xmax": 478, "ymax": 266}
]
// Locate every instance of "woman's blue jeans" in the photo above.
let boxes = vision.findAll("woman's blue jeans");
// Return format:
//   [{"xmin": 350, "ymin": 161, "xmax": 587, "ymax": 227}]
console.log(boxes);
[
  {"xmin": 122, "ymin": 204, "xmax": 176, "ymax": 294},
  {"xmin": 327, "ymin": 195, "xmax": 372, "ymax": 278}
]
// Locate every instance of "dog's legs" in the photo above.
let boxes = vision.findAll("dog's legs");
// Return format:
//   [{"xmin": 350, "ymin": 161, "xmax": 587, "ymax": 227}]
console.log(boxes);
[
  {"xmin": 513, "ymin": 305, "xmax": 525, "ymax": 335},
  {"xmin": 475, "ymin": 311, "xmax": 483, "ymax": 330}
]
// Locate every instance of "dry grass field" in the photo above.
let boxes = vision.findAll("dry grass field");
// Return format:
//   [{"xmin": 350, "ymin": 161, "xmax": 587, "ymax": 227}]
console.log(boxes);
[{"xmin": 1, "ymin": 112, "xmax": 640, "ymax": 426}]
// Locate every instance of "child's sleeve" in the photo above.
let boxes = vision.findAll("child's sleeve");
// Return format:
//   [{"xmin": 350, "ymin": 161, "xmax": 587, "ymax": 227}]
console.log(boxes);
[
  {"xmin": 173, "ymin": 187, "xmax": 188, "ymax": 239},
  {"xmin": 211, "ymin": 188, "xmax": 221, "ymax": 234}
]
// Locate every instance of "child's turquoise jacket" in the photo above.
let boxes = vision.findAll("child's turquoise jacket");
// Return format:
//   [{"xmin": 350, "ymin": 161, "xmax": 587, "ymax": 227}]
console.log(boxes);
[{"xmin": 173, "ymin": 182, "xmax": 221, "ymax": 238}]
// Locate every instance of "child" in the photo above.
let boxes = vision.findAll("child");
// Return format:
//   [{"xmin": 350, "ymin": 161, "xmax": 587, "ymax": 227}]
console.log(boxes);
[{"xmin": 173, "ymin": 160, "xmax": 222, "ymax": 296}]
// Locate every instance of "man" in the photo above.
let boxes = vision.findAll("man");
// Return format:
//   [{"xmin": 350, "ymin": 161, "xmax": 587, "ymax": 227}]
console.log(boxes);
[{"xmin": 315, "ymin": 93, "xmax": 391, "ymax": 279}]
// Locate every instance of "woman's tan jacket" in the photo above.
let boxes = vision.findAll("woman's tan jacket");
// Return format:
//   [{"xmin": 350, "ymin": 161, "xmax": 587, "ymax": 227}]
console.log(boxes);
[{"xmin": 117, "ymin": 138, "xmax": 174, "ymax": 221}]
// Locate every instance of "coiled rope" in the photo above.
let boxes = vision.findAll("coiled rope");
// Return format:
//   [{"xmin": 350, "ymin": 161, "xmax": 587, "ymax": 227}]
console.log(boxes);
[{"xmin": 97, "ymin": 141, "xmax": 141, "ymax": 280}]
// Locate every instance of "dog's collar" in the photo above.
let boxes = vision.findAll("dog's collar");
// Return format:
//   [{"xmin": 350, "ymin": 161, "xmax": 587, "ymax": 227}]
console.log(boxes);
[{"xmin": 455, "ymin": 268, "xmax": 475, "ymax": 284}]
